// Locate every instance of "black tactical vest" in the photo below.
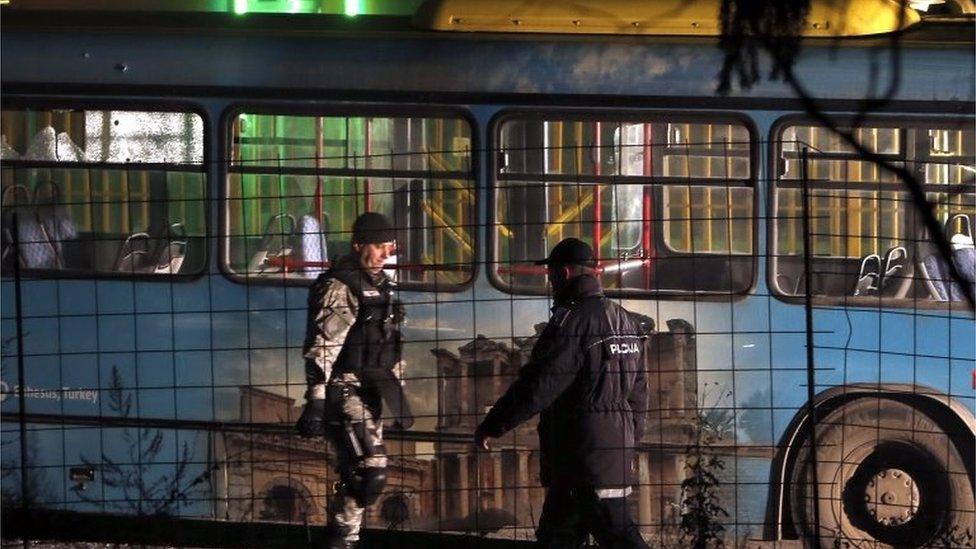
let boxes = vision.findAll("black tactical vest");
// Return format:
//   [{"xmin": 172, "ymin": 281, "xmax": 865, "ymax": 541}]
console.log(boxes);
[{"xmin": 329, "ymin": 259, "xmax": 398, "ymax": 375}]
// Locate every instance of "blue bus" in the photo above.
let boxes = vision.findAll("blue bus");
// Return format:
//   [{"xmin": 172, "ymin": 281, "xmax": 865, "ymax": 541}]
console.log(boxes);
[{"xmin": 1, "ymin": 0, "xmax": 973, "ymax": 546}]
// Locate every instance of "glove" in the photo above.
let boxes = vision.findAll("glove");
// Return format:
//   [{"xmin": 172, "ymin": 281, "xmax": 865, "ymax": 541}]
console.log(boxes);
[
  {"xmin": 392, "ymin": 301, "xmax": 406, "ymax": 324},
  {"xmin": 296, "ymin": 398, "xmax": 328, "ymax": 437},
  {"xmin": 392, "ymin": 414, "xmax": 414, "ymax": 431},
  {"xmin": 474, "ymin": 424, "xmax": 492, "ymax": 451}
]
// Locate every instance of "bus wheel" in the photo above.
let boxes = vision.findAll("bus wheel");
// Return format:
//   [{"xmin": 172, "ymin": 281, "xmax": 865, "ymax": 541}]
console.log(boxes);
[{"xmin": 789, "ymin": 398, "xmax": 975, "ymax": 548}]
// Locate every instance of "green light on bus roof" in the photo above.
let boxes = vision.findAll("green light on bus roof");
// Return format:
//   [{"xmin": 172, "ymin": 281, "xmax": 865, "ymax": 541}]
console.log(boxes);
[
  {"xmin": 344, "ymin": 0, "xmax": 361, "ymax": 16},
  {"xmin": 234, "ymin": 0, "xmax": 248, "ymax": 15}
]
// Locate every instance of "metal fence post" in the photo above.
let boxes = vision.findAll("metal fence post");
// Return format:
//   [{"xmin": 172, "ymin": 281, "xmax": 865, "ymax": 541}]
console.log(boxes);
[
  {"xmin": 10, "ymin": 211, "xmax": 30, "ymax": 547},
  {"xmin": 800, "ymin": 147, "xmax": 821, "ymax": 546}
]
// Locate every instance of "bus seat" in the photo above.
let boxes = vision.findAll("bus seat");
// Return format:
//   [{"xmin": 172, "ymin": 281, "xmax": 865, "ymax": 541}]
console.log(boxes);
[
  {"xmin": 113, "ymin": 223, "xmax": 188, "ymax": 275},
  {"xmin": 919, "ymin": 253, "xmax": 960, "ymax": 301},
  {"xmin": 247, "ymin": 213, "xmax": 295, "ymax": 275},
  {"xmin": 879, "ymin": 245, "xmax": 912, "ymax": 298},
  {"xmin": 1, "ymin": 134, "xmax": 20, "ymax": 160},
  {"xmin": 949, "ymin": 215, "xmax": 975, "ymax": 297},
  {"xmin": 853, "ymin": 254, "xmax": 882, "ymax": 296},
  {"xmin": 296, "ymin": 214, "xmax": 327, "ymax": 279},
  {"xmin": 150, "ymin": 241, "xmax": 186, "ymax": 274},
  {"xmin": 113, "ymin": 232, "xmax": 153, "ymax": 273},
  {"xmin": 12, "ymin": 181, "xmax": 78, "ymax": 270},
  {"xmin": 149, "ymin": 222, "xmax": 188, "ymax": 274},
  {"xmin": 917, "ymin": 214, "xmax": 974, "ymax": 302},
  {"xmin": 23, "ymin": 126, "xmax": 84, "ymax": 162}
]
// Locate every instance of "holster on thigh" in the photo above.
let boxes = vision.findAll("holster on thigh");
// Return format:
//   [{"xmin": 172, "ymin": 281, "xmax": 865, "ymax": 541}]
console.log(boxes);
[
  {"xmin": 339, "ymin": 418, "xmax": 385, "ymax": 459},
  {"xmin": 331, "ymin": 419, "xmax": 386, "ymax": 508}
]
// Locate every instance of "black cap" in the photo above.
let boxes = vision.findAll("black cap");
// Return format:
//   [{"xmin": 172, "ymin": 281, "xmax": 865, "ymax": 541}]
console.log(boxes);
[
  {"xmin": 534, "ymin": 237, "xmax": 595, "ymax": 267},
  {"xmin": 351, "ymin": 212, "xmax": 396, "ymax": 244}
]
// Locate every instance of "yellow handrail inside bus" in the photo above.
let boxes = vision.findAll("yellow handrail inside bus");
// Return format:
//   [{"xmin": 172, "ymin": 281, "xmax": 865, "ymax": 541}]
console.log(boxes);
[
  {"xmin": 547, "ymin": 190, "xmax": 594, "ymax": 237},
  {"xmin": 424, "ymin": 147, "xmax": 475, "ymax": 204},
  {"xmin": 421, "ymin": 200, "xmax": 474, "ymax": 253},
  {"xmin": 415, "ymin": 0, "xmax": 920, "ymax": 37}
]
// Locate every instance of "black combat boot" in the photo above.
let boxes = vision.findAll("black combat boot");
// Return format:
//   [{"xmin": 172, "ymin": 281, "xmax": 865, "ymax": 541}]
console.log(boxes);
[
  {"xmin": 324, "ymin": 523, "xmax": 357, "ymax": 549},
  {"xmin": 327, "ymin": 538, "xmax": 357, "ymax": 549}
]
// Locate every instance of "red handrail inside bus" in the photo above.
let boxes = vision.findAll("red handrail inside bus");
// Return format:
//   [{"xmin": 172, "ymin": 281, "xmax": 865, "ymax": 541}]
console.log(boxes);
[
  {"xmin": 643, "ymin": 123, "xmax": 655, "ymax": 291},
  {"xmin": 496, "ymin": 259, "xmax": 650, "ymax": 277},
  {"xmin": 643, "ymin": 187, "xmax": 655, "ymax": 290},
  {"xmin": 262, "ymin": 256, "xmax": 469, "ymax": 272}
]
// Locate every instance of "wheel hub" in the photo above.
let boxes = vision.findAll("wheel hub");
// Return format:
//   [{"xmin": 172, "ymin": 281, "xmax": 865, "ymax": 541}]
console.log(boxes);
[{"xmin": 863, "ymin": 468, "xmax": 919, "ymax": 526}]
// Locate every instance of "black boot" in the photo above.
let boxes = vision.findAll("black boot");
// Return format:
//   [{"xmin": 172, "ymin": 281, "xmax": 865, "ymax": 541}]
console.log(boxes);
[
  {"xmin": 324, "ymin": 523, "xmax": 357, "ymax": 549},
  {"xmin": 327, "ymin": 538, "xmax": 357, "ymax": 549}
]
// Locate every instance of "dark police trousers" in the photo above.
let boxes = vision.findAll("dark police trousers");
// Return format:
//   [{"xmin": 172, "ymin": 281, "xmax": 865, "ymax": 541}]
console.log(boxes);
[{"xmin": 536, "ymin": 486, "xmax": 649, "ymax": 548}]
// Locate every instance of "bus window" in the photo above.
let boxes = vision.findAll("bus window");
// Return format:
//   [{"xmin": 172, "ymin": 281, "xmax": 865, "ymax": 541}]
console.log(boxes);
[
  {"xmin": 493, "ymin": 115, "xmax": 754, "ymax": 296},
  {"xmin": 773, "ymin": 121, "xmax": 975, "ymax": 303},
  {"xmin": 0, "ymin": 108, "xmax": 206, "ymax": 277},
  {"xmin": 226, "ymin": 112, "xmax": 475, "ymax": 290}
]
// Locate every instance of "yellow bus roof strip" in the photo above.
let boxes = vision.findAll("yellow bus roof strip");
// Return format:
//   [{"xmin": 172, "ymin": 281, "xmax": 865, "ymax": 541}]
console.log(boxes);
[{"xmin": 414, "ymin": 0, "xmax": 921, "ymax": 37}]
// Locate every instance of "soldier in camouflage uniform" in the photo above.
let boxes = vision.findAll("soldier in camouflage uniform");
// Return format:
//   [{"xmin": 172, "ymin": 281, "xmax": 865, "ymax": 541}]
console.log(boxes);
[{"xmin": 296, "ymin": 212, "xmax": 413, "ymax": 549}]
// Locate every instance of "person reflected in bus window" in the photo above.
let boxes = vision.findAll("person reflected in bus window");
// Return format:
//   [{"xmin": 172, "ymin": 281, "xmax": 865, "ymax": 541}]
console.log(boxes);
[
  {"xmin": 296, "ymin": 212, "xmax": 413, "ymax": 549},
  {"xmin": 475, "ymin": 237, "xmax": 650, "ymax": 548}
]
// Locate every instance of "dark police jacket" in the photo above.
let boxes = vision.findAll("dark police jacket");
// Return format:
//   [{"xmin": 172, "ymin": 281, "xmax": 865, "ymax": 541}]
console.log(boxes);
[{"xmin": 478, "ymin": 274, "xmax": 648, "ymax": 489}]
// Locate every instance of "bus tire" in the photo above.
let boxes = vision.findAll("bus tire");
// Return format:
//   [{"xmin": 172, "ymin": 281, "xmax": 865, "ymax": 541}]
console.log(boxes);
[{"xmin": 788, "ymin": 397, "xmax": 975, "ymax": 548}]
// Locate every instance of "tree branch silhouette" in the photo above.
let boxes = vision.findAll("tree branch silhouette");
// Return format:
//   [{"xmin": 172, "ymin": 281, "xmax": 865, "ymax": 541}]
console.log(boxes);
[
  {"xmin": 76, "ymin": 366, "xmax": 218, "ymax": 516},
  {"xmin": 770, "ymin": 50, "xmax": 975, "ymax": 311},
  {"xmin": 717, "ymin": 0, "xmax": 975, "ymax": 311}
]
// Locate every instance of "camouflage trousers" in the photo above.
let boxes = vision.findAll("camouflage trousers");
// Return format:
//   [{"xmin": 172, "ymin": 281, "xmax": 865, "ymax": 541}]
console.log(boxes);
[{"xmin": 326, "ymin": 373, "xmax": 388, "ymax": 543}]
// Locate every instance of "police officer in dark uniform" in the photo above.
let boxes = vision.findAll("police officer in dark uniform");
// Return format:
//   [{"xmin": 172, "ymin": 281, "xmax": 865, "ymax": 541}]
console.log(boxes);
[
  {"xmin": 475, "ymin": 237, "xmax": 649, "ymax": 548},
  {"xmin": 297, "ymin": 212, "xmax": 413, "ymax": 549}
]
